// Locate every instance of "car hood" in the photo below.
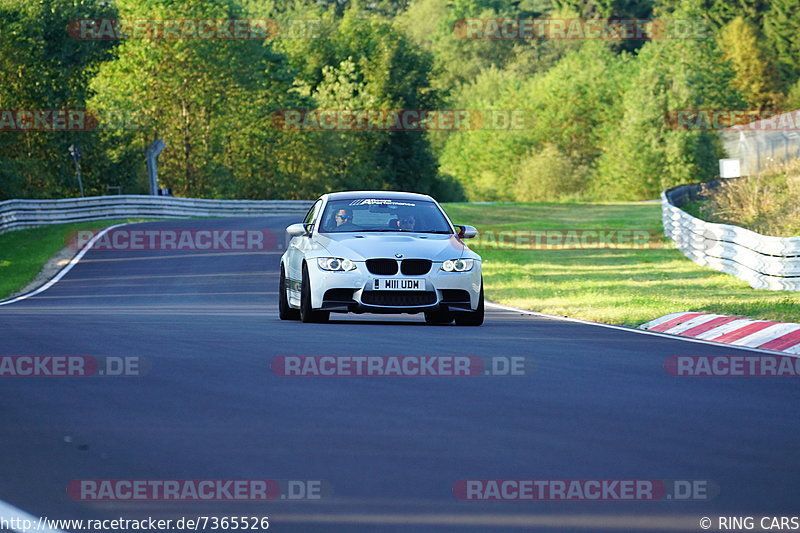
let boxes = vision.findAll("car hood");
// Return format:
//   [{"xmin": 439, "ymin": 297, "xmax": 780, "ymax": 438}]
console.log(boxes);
[{"xmin": 316, "ymin": 232, "xmax": 473, "ymax": 261}]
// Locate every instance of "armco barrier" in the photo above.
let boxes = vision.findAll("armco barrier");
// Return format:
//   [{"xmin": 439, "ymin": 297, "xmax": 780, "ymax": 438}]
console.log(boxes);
[
  {"xmin": 662, "ymin": 182, "xmax": 800, "ymax": 291},
  {"xmin": 0, "ymin": 195, "xmax": 314, "ymax": 234}
]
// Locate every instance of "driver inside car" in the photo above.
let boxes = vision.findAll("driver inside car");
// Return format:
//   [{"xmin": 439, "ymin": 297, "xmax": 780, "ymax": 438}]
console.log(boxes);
[
  {"xmin": 331, "ymin": 208, "xmax": 355, "ymax": 231},
  {"xmin": 395, "ymin": 214, "xmax": 416, "ymax": 231}
]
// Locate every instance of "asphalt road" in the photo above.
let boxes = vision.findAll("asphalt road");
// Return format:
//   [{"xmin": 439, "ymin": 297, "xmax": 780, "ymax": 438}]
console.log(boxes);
[{"xmin": 0, "ymin": 217, "xmax": 798, "ymax": 533}]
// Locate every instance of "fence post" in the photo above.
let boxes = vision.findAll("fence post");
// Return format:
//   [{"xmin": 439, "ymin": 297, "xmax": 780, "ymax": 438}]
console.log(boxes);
[{"xmin": 146, "ymin": 139, "xmax": 166, "ymax": 196}]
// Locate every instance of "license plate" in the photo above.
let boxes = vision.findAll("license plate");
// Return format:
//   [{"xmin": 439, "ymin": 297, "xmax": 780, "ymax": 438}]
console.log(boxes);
[{"xmin": 373, "ymin": 278, "xmax": 425, "ymax": 291}]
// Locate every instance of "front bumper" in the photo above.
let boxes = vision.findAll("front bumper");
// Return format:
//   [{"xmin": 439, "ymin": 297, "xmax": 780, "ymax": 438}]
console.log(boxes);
[{"xmin": 308, "ymin": 260, "xmax": 482, "ymax": 314}]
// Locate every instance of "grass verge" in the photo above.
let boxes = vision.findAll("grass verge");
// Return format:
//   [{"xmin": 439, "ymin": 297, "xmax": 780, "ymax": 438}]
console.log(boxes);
[
  {"xmin": 442, "ymin": 202, "xmax": 799, "ymax": 326},
  {"xmin": 0, "ymin": 219, "xmax": 148, "ymax": 301}
]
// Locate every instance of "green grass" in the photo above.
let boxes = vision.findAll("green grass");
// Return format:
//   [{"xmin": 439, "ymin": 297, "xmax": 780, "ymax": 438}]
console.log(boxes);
[
  {"xmin": 0, "ymin": 219, "xmax": 148, "ymax": 300},
  {"xmin": 442, "ymin": 202, "xmax": 800, "ymax": 326}
]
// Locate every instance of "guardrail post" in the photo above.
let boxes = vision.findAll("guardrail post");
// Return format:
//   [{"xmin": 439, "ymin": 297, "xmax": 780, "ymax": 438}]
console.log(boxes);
[
  {"xmin": 146, "ymin": 139, "xmax": 166, "ymax": 196},
  {"xmin": 68, "ymin": 144, "xmax": 84, "ymax": 197}
]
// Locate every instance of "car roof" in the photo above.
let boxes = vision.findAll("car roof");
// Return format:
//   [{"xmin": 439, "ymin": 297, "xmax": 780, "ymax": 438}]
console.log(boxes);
[{"xmin": 321, "ymin": 191, "xmax": 435, "ymax": 202}]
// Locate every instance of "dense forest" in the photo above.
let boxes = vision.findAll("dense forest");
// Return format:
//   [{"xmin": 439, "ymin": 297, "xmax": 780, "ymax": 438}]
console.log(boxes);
[{"xmin": 1, "ymin": 0, "xmax": 798, "ymax": 201}]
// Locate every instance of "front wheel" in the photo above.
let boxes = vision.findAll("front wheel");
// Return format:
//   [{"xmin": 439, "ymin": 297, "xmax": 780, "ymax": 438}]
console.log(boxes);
[
  {"xmin": 300, "ymin": 263, "xmax": 329, "ymax": 323},
  {"xmin": 278, "ymin": 265, "xmax": 300, "ymax": 321},
  {"xmin": 455, "ymin": 281, "xmax": 484, "ymax": 326}
]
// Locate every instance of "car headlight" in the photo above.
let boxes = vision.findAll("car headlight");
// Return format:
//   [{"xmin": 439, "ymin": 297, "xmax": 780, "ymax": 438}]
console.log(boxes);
[
  {"xmin": 317, "ymin": 257, "xmax": 357, "ymax": 271},
  {"xmin": 441, "ymin": 258, "xmax": 474, "ymax": 272}
]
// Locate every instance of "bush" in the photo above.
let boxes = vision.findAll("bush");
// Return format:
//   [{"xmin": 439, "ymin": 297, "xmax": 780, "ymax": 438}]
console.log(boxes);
[
  {"xmin": 513, "ymin": 144, "xmax": 589, "ymax": 202},
  {"xmin": 698, "ymin": 161, "xmax": 800, "ymax": 237}
]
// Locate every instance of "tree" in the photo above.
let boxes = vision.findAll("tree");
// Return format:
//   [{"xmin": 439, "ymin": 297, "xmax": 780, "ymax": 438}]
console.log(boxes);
[
  {"xmin": 653, "ymin": 0, "xmax": 769, "ymax": 29},
  {"xmin": 0, "ymin": 0, "xmax": 118, "ymax": 199},
  {"xmin": 437, "ymin": 41, "xmax": 629, "ymax": 201},
  {"xmin": 274, "ymin": 3, "xmax": 460, "ymax": 198},
  {"xmin": 395, "ymin": 0, "xmax": 567, "ymax": 95},
  {"xmin": 88, "ymin": 0, "xmax": 311, "ymax": 199},
  {"xmin": 717, "ymin": 17, "xmax": 782, "ymax": 109},
  {"xmin": 762, "ymin": 0, "xmax": 800, "ymax": 88},
  {"xmin": 594, "ymin": 13, "xmax": 744, "ymax": 200}
]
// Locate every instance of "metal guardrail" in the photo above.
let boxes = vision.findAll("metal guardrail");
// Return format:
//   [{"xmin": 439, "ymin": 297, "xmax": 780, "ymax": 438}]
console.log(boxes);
[
  {"xmin": 0, "ymin": 195, "xmax": 314, "ymax": 234},
  {"xmin": 662, "ymin": 182, "xmax": 800, "ymax": 291}
]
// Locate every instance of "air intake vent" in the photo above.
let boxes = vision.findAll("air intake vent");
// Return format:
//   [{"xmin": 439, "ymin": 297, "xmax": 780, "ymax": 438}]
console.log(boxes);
[
  {"xmin": 400, "ymin": 259, "xmax": 432, "ymax": 275},
  {"xmin": 440, "ymin": 289, "xmax": 471, "ymax": 303},
  {"xmin": 361, "ymin": 291, "xmax": 436, "ymax": 307},
  {"xmin": 366, "ymin": 259, "xmax": 399, "ymax": 275}
]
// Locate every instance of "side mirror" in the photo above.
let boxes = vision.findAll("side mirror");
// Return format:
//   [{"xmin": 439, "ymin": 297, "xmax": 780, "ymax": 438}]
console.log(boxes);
[
  {"xmin": 455, "ymin": 224, "xmax": 478, "ymax": 239},
  {"xmin": 286, "ymin": 223, "xmax": 308, "ymax": 237}
]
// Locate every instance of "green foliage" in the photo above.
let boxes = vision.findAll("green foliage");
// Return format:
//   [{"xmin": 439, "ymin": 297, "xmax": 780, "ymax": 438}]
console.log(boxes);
[
  {"xmin": 717, "ymin": 17, "xmax": 783, "ymax": 108},
  {"xmin": 0, "ymin": 0, "xmax": 118, "ymax": 199},
  {"xmin": 785, "ymin": 79, "xmax": 800, "ymax": 110},
  {"xmin": 2, "ymin": 0, "xmax": 800, "ymax": 203},
  {"xmin": 762, "ymin": 0, "xmax": 800, "ymax": 87},
  {"xmin": 594, "ymin": 8, "xmax": 744, "ymax": 199},
  {"xmin": 395, "ymin": 0, "xmax": 579, "ymax": 95},
  {"xmin": 273, "ymin": 3, "xmax": 460, "ymax": 198},
  {"xmin": 438, "ymin": 41, "xmax": 629, "ymax": 200},
  {"xmin": 653, "ymin": 0, "xmax": 769, "ymax": 28},
  {"xmin": 87, "ymin": 0, "xmax": 306, "ymax": 198},
  {"xmin": 435, "ymin": 67, "xmax": 527, "ymax": 200},
  {"xmin": 513, "ymin": 144, "xmax": 590, "ymax": 201}
]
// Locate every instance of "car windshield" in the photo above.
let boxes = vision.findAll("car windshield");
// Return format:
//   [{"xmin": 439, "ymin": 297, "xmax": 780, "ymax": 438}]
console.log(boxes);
[{"xmin": 319, "ymin": 198, "xmax": 453, "ymax": 234}]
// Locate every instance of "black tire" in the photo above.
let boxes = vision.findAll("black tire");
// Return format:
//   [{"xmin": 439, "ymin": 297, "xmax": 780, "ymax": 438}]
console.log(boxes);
[
  {"xmin": 300, "ymin": 263, "xmax": 329, "ymax": 323},
  {"xmin": 425, "ymin": 310, "xmax": 454, "ymax": 325},
  {"xmin": 279, "ymin": 265, "xmax": 300, "ymax": 321},
  {"xmin": 455, "ymin": 280, "xmax": 484, "ymax": 326}
]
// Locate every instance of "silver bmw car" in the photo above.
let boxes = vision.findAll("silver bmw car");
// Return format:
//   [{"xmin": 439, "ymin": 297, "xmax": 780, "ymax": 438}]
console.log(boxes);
[{"xmin": 279, "ymin": 191, "xmax": 483, "ymax": 325}]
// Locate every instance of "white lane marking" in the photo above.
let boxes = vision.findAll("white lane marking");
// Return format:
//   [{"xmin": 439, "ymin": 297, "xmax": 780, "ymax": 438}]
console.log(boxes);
[
  {"xmin": 485, "ymin": 302, "xmax": 798, "ymax": 357},
  {"xmin": 75, "ymin": 250, "xmax": 281, "ymax": 264},
  {"xmin": 0, "ymin": 223, "xmax": 129, "ymax": 306},
  {"xmin": 637, "ymin": 312, "xmax": 689, "ymax": 330},
  {"xmin": 662, "ymin": 313, "xmax": 724, "ymax": 335},
  {"xmin": 733, "ymin": 323, "xmax": 800, "ymax": 348},
  {"xmin": 694, "ymin": 319, "xmax": 755, "ymax": 340},
  {"xmin": 0, "ymin": 499, "xmax": 66, "ymax": 533}
]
